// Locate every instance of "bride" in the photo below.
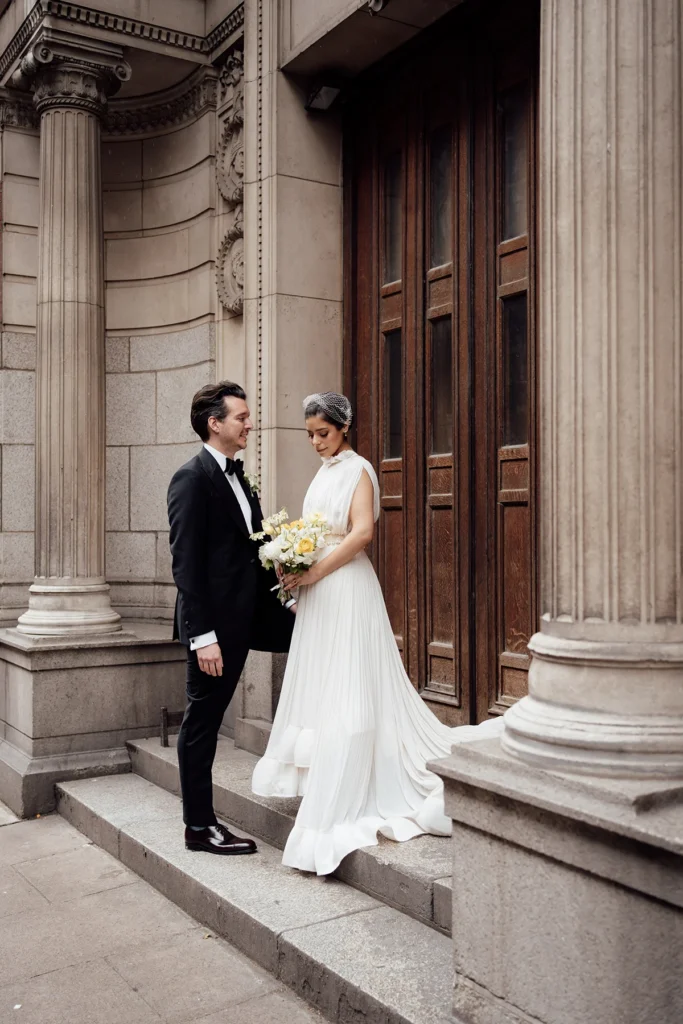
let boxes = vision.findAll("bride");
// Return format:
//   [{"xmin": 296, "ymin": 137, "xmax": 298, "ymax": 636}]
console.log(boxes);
[{"xmin": 251, "ymin": 392, "xmax": 503, "ymax": 876}]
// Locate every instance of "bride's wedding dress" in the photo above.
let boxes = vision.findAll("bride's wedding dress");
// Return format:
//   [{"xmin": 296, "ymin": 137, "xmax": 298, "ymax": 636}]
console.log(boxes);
[{"xmin": 252, "ymin": 449, "xmax": 504, "ymax": 875}]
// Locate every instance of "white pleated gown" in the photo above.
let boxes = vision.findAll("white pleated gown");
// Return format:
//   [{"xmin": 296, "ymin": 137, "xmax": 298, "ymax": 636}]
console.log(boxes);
[{"xmin": 251, "ymin": 449, "xmax": 504, "ymax": 875}]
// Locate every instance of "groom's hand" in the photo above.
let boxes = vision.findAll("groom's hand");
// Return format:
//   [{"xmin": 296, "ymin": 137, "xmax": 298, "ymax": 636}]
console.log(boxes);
[{"xmin": 197, "ymin": 642, "xmax": 223, "ymax": 677}]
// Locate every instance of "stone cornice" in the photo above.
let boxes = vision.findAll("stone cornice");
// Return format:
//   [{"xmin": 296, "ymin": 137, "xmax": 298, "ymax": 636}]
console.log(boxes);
[
  {"xmin": 0, "ymin": 1, "xmax": 245, "ymax": 84},
  {"xmin": 206, "ymin": 8, "xmax": 245, "ymax": 54}
]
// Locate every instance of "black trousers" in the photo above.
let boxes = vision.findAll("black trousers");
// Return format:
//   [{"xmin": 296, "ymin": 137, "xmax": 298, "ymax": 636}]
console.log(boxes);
[{"xmin": 177, "ymin": 637, "xmax": 250, "ymax": 826}]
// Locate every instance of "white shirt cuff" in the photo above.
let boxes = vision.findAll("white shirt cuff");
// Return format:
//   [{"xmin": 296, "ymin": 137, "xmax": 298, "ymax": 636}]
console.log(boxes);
[
  {"xmin": 284, "ymin": 598, "xmax": 297, "ymax": 609},
  {"xmin": 189, "ymin": 630, "xmax": 218, "ymax": 651}
]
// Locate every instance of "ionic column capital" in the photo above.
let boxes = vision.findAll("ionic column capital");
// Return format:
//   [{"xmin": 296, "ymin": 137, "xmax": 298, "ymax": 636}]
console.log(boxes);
[{"xmin": 10, "ymin": 28, "xmax": 131, "ymax": 117}]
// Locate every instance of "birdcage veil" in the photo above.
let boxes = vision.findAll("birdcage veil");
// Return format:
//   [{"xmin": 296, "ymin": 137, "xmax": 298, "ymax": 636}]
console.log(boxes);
[{"xmin": 302, "ymin": 392, "xmax": 353, "ymax": 429}]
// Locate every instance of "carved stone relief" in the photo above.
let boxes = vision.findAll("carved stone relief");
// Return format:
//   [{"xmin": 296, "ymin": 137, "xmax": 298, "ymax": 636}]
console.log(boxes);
[
  {"xmin": 216, "ymin": 49, "xmax": 244, "ymax": 316},
  {"xmin": 217, "ymin": 118, "xmax": 244, "ymax": 206}
]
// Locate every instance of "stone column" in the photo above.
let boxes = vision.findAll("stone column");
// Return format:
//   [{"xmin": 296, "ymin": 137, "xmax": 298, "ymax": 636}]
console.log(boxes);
[
  {"xmin": 503, "ymin": 0, "xmax": 683, "ymax": 776},
  {"xmin": 12, "ymin": 35, "xmax": 130, "ymax": 635}
]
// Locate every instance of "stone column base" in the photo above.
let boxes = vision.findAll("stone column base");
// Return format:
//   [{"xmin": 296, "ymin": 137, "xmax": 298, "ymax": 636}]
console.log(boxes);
[
  {"xmin": 0, "ymin": 621, "xmax": 186, "ymax": 817},
  {"xmin": 17, "ymin": 579, "xmax": 122, "ymax": 636},
  {"xmin": 431, "ymin": 738, "xmax": 683, "ymax": 1024},
  {"xmin": 501, "ymin": 633, "xmax": 683, "ymax": 779}
]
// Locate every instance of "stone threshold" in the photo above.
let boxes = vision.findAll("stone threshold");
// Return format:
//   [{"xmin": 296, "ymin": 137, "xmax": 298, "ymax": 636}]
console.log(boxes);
[
  {"xmin": 56, "ymin": 773, "xmax": 454, "ymax": 1024},
  {"xmin": 128, "ymin": 736, "xmax": 454, "ymax": 935}
]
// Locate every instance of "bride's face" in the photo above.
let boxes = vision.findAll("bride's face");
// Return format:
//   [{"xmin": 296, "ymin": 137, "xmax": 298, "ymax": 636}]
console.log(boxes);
[{"xmin": 306, "ymin": 415, "xmax": 345, "ymax": 458}]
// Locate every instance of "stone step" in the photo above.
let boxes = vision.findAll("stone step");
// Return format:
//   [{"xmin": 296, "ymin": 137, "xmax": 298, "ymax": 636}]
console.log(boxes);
[
  {"xmin": 127, "ymin": 736, "xmax": 453, "ymax": 935},
  {"xmin": 56, "ymin": 773, "xmax": 453, "ymax": 1024}
]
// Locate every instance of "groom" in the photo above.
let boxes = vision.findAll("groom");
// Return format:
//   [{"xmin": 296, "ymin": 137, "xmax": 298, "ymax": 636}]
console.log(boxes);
[{"xmin": 167, "ymin": 381, "xmax": 295, "ymax": 855}]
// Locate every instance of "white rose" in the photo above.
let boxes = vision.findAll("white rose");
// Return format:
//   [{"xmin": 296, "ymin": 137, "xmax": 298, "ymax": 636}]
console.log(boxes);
[{"xmin": 261, "ymin": 539, "xmax": 281, "ymax": 562}]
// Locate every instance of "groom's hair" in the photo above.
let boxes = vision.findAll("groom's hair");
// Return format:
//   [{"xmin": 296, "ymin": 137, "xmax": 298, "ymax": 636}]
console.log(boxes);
[{"xmin": 191, "ymin": 380, "xmax": 247, "ymax": 441}]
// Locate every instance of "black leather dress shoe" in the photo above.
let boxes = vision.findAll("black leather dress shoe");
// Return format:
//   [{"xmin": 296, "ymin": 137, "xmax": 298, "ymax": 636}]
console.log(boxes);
[{"xmin": 184, "ymin": 824, "xmax": 257, "ymax": 855}]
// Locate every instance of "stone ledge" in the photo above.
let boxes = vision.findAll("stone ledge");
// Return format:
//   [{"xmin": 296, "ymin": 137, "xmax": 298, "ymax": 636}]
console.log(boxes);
[
  {"xmin": 431, "ymin": 736, "xmax": 683, "ymax": 851},
  {"xmin": 57, "ymin": 773, "xmax": 453, "ymax": 1024},
  {"xmin": 0, "ymin": 619, "xmax": 182, "ymax": 668},
  {"xmin": 431, "ymin": 737, "xmax": 683, "ymax": 911},
  {"xmin": 128, "ymin": 735, "xmax": 455, "ymax": 935}
]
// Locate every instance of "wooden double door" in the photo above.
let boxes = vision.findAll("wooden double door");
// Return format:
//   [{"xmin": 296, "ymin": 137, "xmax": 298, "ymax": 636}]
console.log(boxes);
[{"xmin": 345, "ymin": 0, "xmax": 539, "ymax": 724}]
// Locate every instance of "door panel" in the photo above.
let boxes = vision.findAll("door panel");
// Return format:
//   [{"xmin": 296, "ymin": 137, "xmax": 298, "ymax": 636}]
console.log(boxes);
[
  {"xmin": 346, "ymin": 0, "xmax": 539, "ymax": 724},
  {"xmin": 485, "ymin": 11, "xmax": 538, "ymax": 718}
]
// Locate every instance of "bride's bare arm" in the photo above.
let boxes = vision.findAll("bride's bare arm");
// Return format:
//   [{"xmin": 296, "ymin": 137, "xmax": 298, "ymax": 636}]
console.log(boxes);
[{"xmin": 282, "ymin": 470, "xmax": 375, "ymax": 590}]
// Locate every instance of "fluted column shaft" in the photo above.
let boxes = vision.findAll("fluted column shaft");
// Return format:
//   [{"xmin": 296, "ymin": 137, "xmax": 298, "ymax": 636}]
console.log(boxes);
[
  {"xmin": 37, "ymin": 107, "xmax": 106, "ymax": 580},
  {"xmin": 503, "ymin": 0, "xmax": 683, "ymax": 775},
  {"xmin": 16, "ymin": 40, "xmax": 130, "ymax": 635}
]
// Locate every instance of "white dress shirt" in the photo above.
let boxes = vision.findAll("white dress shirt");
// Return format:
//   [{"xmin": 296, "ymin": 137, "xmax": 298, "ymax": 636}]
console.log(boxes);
[
  {"xmin": 190, "ymin": 444, "xmax": 294, "ymax": 651},
  {"xmin": 204, "ymin": 443, "xmax": 254, "ymax": 534}
]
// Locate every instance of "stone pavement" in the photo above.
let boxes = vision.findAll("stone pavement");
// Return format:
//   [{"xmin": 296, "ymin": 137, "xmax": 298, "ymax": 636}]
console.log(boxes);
[{"xmin": 0, "ymin": 805, "xmax": 324, "ymax": 1024}]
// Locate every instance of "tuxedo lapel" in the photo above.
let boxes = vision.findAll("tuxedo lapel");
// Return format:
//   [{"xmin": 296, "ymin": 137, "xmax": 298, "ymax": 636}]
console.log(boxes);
[{"xmin": 198, "ymin": 447, "xmax": 250, "ymax": 538}]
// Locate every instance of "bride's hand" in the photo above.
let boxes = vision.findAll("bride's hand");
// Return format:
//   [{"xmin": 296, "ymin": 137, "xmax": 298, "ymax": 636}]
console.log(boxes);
[{"xmin": 282, "ymin": 567, "xmax": 320, "ymax": 591}]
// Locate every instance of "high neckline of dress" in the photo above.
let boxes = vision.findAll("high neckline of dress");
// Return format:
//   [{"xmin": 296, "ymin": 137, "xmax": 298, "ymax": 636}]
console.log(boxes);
[{"xmin": 321, "ymin": 449, "xmax": 357, "ymax": 467}]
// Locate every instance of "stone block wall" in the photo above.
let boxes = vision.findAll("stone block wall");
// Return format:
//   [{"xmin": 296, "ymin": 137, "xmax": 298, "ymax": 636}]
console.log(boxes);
[
  {"xmin": 105, "ymin": 323, "xmax": 214, "ymax": 619},
  {"xmin": 0, "ymin": 126, "xmax": 39, "ymax": 623},
  {"xmin": 102, "ymin": 116, "xmax": 217, "ymax": 331},
  {"xmin": 102, "ymin": 113, "xmax": 218, "ymax": 620}
]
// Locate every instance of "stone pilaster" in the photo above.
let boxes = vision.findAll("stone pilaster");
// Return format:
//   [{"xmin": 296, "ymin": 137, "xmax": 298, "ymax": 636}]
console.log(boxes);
[
  {"xmin": 503, "ymin": 0, "xmax": 683, "ymax": 775},
  {"xmin": 13, "ymin": 33, "xmax": 130, "ymax": 635},
  {"xmin": 228, "ymin": 0, "xmax": 341, "ymax": 753}
]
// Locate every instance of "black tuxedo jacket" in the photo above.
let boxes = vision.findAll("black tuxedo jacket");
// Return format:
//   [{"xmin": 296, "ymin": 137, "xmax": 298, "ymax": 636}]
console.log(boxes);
[{"xmin": 167, "ymin": 447, "xmax": 293, "ymax": 654}]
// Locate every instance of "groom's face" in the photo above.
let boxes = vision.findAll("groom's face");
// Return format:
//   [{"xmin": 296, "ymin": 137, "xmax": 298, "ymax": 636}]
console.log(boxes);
[{"xmin": 213, "ymin": 396, "xmax": 252, "ymax": 455}]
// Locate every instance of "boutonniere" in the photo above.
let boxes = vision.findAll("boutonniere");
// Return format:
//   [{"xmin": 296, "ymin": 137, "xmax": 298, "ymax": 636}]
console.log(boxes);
[{"xmin": 244, "ymin": 472, "xmax": 260, "ymax": 497}]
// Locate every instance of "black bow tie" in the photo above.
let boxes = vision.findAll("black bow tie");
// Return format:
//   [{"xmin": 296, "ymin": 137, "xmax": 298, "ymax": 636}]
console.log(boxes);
[{"xmin": 225, "ymin": 458, "xmax": 244, "ymax": 478}]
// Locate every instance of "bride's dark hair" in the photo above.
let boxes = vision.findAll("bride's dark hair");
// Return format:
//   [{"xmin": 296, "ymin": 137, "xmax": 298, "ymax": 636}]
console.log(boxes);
[{"xmin": 303, "ymin": 392, "xmax": 353, "ymax": 430}]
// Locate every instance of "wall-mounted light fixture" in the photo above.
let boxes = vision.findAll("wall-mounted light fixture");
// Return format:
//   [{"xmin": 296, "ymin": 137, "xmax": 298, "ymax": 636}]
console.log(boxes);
[
  {"xmin": 304, "ymin": 82, "xmax": 342, "ymax": 112},
  {"xmin": 368, "ymin": 0, "xmax": 390, "ymax": 12}
]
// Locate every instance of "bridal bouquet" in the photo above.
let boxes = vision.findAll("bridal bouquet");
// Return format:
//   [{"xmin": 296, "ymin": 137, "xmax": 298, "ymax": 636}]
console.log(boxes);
[{"xmin": 250, "ymin": 509, "xmax": 331, "ymax": 603}]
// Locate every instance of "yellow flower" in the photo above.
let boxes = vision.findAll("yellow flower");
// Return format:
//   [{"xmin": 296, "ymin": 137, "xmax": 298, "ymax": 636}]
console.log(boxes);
[
  {"xmin": 295, "ymin": 537, "xmax": 315, "ymax": 555},
  {"xmin": 263, "ymin": 522, "xmax": 275, "ymax": 536}
]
